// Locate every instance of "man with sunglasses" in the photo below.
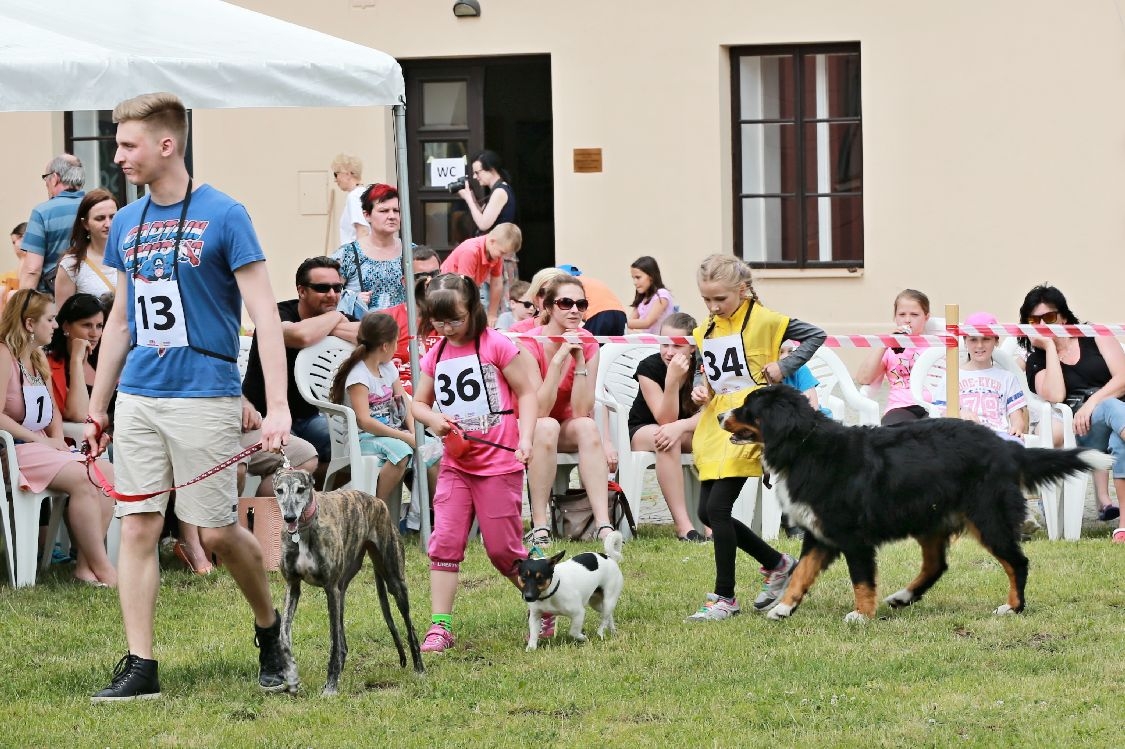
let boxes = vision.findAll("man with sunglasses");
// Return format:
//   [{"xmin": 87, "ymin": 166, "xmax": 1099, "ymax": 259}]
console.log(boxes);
[{"xmin": 242, "ymin": 256, "xmax": 359, "ymax": 484}]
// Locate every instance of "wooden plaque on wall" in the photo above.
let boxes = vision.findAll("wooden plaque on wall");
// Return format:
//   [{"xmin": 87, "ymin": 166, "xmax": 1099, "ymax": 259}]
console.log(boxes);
[{"xmin": 573, "ymin": 148, "xmax": 603, "ymax": 173}]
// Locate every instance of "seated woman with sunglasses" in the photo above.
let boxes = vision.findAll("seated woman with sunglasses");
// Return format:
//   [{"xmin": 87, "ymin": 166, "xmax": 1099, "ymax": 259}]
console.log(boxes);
[
  {"xmin": 509, "ymin": 268, "xmax": 567, "ymax": 334},
  {"xmin": 518, "ymin": 274, "xmax": 618, "ymax": 547},
  {"xmin": 0, "ymin": 290, "xmax": 117, "ymax": 586},
  {"xmin": 1020, "ymin": 284, "xmax": 1124, "ymax": 534}
]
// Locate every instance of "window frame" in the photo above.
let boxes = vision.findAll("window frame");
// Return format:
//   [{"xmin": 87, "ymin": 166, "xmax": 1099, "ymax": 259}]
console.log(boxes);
[
  {"xmin": 731, "ymin": 42, "xmax": 864, "ymax": 269},
  {"xmin": 64, "ymin": 110, "xmax": 194, "ymax": 206}
]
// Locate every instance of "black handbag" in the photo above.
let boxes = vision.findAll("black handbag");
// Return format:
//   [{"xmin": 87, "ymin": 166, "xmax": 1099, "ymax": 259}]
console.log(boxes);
[{"xmin": 1063, "ymin": 387, "xmax": 1100, "ymax": 414}]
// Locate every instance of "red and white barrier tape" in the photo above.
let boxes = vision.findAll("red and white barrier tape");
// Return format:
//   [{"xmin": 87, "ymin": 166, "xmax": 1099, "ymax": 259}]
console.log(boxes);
[{"xmin": 504, "ymin": 324, "xmax": 1125, "ymax": 348}]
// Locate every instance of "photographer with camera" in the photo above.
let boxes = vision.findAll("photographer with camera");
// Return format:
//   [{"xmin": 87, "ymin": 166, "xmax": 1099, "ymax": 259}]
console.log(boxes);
[{"xmin": 457, "ymin": 149, "xmax": 517, "ymax": 235}]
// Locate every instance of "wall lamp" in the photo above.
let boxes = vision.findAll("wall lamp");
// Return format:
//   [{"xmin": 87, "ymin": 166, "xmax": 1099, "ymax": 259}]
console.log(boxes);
[{"xmin": 453, "ymin": 0, "xmax": 481, "ymax": 17}]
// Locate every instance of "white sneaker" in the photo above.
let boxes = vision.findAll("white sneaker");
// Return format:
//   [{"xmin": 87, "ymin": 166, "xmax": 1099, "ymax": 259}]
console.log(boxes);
[
  {"xmin": 685, "ymin": 593, "xmax": 741, "ymax": 622},
  {"xmin": 753, "ymin": 553, "xmax": 796, "ymax": 611}
]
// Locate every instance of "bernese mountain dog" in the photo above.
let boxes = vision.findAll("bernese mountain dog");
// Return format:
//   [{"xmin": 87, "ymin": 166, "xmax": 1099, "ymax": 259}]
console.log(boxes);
[{"xmin": 721, "ymin": 385, "xmax": 1113, "ymax": 622}]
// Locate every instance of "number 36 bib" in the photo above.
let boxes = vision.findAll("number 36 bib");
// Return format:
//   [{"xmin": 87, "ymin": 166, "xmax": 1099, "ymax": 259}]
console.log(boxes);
[
  {"xmin": 134, "ymin": 277, "xmax": 189, "ymax": 349},
  {"xmin": 701, "ymin": 334, "xmax": 755, "ymax": 394},
  {"xmin": 433, "ymin": 354, "xmax": 488, "ymax": 419}
]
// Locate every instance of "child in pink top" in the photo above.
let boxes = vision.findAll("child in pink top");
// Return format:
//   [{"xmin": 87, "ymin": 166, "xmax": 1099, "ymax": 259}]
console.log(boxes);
[
  {"xmin": 856, "ymin": 288, "xmax": 932, "ymax": 426},
  {"xmin": 626, "ymin": 255, "xmax": 678, "ymax": 334},
  {"xmin": 411, "ymin": 273, "xmax": 538, "ymax": 653}
]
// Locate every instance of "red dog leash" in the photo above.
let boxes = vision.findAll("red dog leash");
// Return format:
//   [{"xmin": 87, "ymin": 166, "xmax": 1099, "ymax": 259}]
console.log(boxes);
[{"xmin": 82, "ymin": 417, "xmax": 264, "ymax": 502}]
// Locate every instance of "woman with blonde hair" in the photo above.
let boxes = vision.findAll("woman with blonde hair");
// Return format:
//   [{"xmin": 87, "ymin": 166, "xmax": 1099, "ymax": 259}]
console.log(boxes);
[
  {"xmin": 0, "ymin": 290, "xmax": 117, "ymax": 586},
  {"xmin": 508, "ymin": 266, "xmax": 567, "ymax": 334}
]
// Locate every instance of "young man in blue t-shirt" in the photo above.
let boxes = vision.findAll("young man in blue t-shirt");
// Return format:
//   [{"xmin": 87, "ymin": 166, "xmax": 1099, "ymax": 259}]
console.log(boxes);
[{"xmin": 86, "ymin": 92, "xmax": 293, "ymax": 703}]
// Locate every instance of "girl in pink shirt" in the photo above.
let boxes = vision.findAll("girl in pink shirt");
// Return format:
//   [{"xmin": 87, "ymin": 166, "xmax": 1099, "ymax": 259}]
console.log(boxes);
[
  {"xmin": 856, "ymin": 289, "xmax": 932, "ymax": 426},
  {"xmin": 411, "ymin": 274, "xmax": 538, "ymax": 653}
]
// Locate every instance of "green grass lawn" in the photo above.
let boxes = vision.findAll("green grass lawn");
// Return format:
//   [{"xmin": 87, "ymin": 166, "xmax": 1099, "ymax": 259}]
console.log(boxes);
[{"xmin": 1, "ymin": 527, "xmax": 1120, "ymax": 748}]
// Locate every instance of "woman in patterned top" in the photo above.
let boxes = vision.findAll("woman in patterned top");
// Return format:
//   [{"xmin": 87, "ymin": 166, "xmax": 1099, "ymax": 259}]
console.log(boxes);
[{"xmin": 332, "ymin": 183, "xmax": 405, "ymax": 316}]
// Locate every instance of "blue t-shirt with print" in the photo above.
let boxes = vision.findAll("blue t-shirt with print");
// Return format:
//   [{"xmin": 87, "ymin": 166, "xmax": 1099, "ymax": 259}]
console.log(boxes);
[{"xmin": 105, "ymin": 184, "xmax": 266, "ymax": 398}]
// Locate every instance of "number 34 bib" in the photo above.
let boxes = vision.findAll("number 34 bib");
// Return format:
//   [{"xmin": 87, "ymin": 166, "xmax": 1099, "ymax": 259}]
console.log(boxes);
[
  {"xmin": 134, "ymin": 277, "xmax": 189, "ymax": 349},
  {"xmin": 701, "ymin": 334, "xmax": 755, "ymax": 394}
]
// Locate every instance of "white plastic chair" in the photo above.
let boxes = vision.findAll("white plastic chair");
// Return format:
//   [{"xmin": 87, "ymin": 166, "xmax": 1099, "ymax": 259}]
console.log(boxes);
[
  {"xmin": 595, "ymin": 342, "xmax": 699, "ymax": 539},
  {"xmin": 237, "ymin": 334, "xmax": 253, "ymax": 382},
  {"xmin": 910, "ymin": 345, "xmax": 1073, "ymax": 539},
  {"xmin": 730, "ymin": 347, "xmax": 881, "ymax": 539},
  {"xmin": 0, "ymin": 430, "xmax": 68, "ymax": 587}
]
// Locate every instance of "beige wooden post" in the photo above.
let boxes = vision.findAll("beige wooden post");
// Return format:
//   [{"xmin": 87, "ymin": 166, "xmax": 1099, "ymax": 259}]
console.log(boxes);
[{"xmin": 945, "ymin": 304, "xmax": 959, "ymax": 418}]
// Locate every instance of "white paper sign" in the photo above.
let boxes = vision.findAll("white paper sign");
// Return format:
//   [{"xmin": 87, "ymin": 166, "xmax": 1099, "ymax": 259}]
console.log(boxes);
[{"xmin": 429, "ymin": 157, "xmax": 467, "ymax": 187}]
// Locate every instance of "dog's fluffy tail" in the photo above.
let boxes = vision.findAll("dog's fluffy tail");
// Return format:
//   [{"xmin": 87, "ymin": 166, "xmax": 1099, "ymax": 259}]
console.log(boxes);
[
  {"xmin": 1019, "ymin": 447, "xmax": 1114, "ymax": 489},
  {"xmin": 602, "ymin": 531, "xmax": 624, "ymax": 563}
]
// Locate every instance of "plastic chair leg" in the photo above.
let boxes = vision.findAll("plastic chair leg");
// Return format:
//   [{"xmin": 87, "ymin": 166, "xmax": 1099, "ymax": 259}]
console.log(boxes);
[
  {"xmin": 759, "ymin": 482, "xmax": 783, "ymax": 542},
  {"xmin": 10, "ymin": 495, "xmax": 44, "ymax": 587},
  {"xmin": 106, "ymin": 515, "xmax": 122, "ymax": 567},
  {"xmin": 1040, "ymin": 482, "xmax": 1062, "ymax": 540},
  {"xmin": 1062, "ymin": 473, "xmax": 1088, "ymax": 541},
  {"xmin": 1, "ymin": 498, "xmax": 16, "ymax": 587}
]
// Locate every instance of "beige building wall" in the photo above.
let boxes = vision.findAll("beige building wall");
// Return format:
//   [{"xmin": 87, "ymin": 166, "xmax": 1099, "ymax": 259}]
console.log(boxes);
[{"xmin": 2, "ymin": 0, "xmax": 1122, "ymax": 347}]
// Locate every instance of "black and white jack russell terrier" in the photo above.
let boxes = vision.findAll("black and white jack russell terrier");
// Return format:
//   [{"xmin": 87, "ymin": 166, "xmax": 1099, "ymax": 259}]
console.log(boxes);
[{"xmin": 516, "ymin": 531, "xmax": 624, "ymax": 651}]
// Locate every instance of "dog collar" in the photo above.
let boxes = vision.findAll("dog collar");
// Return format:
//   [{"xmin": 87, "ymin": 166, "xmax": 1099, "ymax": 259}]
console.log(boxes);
[
  {"xmin": 289, "ymin": 495, "xmax": 318, "ymax": 542},
  {"xmin": 538, "ymin": 578, "xmax": 561, "ymax": 601}
]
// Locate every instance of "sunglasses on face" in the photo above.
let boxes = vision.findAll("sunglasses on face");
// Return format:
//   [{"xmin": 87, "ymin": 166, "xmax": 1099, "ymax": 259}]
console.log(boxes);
[
  {"xmin": 511, "ymin": 299, "xmax": 535, "ymax": 310},
  {"xmin": 1027, "ymin": 311, "xmax": 1060, "ymax": 325},
  {"xmin": 416, "ymin": 270, "xmax": 439, "ymax": 280},
  {"xmin": 550, "ymin": 297, "xmax": 589, "ymax": 312},
  {"xmin": 306, "ymin": 283, "xmax": 344, "ymax": 293}
]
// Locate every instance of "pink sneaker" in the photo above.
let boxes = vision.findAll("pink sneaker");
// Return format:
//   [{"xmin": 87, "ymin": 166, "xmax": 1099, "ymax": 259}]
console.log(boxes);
[{"xmin": 420, "ymin": 624, "xmax": 455, "ymax": 653}]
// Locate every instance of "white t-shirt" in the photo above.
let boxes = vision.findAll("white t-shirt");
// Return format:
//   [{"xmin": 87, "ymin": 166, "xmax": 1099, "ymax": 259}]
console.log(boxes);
[
  {"xmin": 339, "ymin": 185, "xmax": 366, "ymax": 245},
  {"xmin": 934, "ymin": 364, "xmax": 1026, "ymax": 440},
  {"xmin": 59, "ymin": 254, "xmax": 116, "ymax": 298},
  {"xmin": 343, "ymin": 359, "xmax": 403, "ymax": 428}
]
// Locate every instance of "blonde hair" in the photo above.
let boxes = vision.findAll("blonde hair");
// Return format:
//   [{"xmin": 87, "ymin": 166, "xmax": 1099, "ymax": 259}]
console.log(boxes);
[
  {"xmin": 112, "ymin": 92, "xmax": 189, "ymax": 156},
  {"xmin": 1, "ymin": 290, "xmax": 52, "ymax": 381},
  {"xmin": 489, "ymin": 223, "xmax": 522, "ymax": 252},
  {"xmin": 697, "ymin": 254, "xmax": 759, "ymax": 303},
  {"xmin": 527, "ymin": 267, "xmax": 566, "ymax": 305},
  {"xmin": 330, "ymin": 153, "xmax": 363, "ymax": 179}
]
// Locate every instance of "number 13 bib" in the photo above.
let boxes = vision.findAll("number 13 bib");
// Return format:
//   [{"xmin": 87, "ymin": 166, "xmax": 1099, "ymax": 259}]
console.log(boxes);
[
  {"xmin": 701, "ymin": 334, "xmax": 754, "ymax": 394},
  {"xmin": 134, "ymin": 278, "xmax": 189, "ymax": 349}
]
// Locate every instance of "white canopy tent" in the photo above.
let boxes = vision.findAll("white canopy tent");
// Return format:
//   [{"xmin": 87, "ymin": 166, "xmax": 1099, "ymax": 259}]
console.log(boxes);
[{"xmin": 0, "ymin": 0, "xmax": 432, "ymax": 537}]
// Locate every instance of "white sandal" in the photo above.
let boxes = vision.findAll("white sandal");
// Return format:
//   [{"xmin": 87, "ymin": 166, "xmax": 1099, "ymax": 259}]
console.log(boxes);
[{"xmin": 524, "ymin": 526, "xmax": 552, "ymax": 549}]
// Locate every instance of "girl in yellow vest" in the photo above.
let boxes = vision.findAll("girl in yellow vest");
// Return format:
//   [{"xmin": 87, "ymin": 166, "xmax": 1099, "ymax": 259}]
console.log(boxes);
[{"xmin": 686, "ymin": 255, "xmax": 825, "ymax": 622}]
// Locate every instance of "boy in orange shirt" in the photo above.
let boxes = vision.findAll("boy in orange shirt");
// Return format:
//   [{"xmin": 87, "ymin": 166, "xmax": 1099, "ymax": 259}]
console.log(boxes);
[{"xmin": 440, "ymin": 223, "xmax": 522, "ymax": 325}]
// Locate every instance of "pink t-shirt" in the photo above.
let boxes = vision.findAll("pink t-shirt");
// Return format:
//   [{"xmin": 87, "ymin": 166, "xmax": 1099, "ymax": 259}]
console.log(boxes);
[
  {"xmin": 421, "ymin": 327, "xmax": 522, "ymax": 475},
  {"xmin": 878, "ymin": 347, "xmax": 923, "ymax": 413},
  {"xmin": 521, "ymin": 326, "xmax": 600, "ymax": 422},
  {"xmin": 509, "ymin": 316, "xmax": 539, "ymax": 334},
  {"xmin": 439, "ymin": 235, "xmax": 502, "ymax": 287},
  {"xmin": 933, "ymin": 365, "xmax": 1026, "ymax": 441},
  {"xmin": 636, "ymin": 288, "xmax": 677, "ymax": 334}
]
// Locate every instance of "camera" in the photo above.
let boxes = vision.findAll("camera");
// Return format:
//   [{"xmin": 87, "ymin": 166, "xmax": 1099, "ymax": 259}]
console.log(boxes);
[{"xmin": 445, "ymin": 177, "xmax": 468, "ymax": 194}]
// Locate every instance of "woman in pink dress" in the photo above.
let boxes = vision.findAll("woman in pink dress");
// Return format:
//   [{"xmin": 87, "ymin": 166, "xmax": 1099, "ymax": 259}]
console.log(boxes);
[
  {"xmin": 519, "ymin": 274, "xmax": 618, "ymax": 547},
  {"xmin": 0, "ymin": 290, "xmax": 116, "ymax": 586}
]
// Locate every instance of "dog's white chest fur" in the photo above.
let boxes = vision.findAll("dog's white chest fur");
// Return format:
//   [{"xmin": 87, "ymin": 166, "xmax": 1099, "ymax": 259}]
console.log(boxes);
[{"xmin": 292, "ymin": 537, "xmax": 318, "ymax": 577}]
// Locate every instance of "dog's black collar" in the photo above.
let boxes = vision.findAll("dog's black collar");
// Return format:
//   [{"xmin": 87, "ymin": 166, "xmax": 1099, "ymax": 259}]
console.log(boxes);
[{"xmin": 537, "ymin": 578, "xmax": 561, "ymax": 601}]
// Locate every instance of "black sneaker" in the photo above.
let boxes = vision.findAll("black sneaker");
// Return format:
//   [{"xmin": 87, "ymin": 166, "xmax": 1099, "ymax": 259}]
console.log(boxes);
[
  {"xmin": 91, "ymin": 653, "xmax": 160, "ymax": 703},
  {"xmin": 254, "ymin": 610, "xmax": 289, "ymax": 693}
]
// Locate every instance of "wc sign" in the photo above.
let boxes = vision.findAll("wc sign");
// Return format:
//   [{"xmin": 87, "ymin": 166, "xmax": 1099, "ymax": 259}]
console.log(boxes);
[{"xmin": 430, "ymin": 157, "xmax": 467, "ymax": 188}]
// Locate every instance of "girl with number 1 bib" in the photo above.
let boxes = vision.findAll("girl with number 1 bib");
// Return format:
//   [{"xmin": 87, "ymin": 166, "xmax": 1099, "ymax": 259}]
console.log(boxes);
[
  {"xmin": 411, "ymin": 274, "xmax": 539, "ymax": 653},
  {"xmin": 686, "ymin": 255, "xmax": 825, "ymax": 622}
]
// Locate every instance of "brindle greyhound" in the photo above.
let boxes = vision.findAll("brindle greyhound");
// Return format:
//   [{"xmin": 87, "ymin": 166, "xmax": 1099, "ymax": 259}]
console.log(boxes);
[{"xmin": 272, "ymin": 468, "xmax": 424, "ymax": 695}]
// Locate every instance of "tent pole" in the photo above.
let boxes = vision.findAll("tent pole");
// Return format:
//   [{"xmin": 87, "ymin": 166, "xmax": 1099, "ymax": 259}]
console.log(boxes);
[{"xmin": 395, "ymin": 103, "xmax": 430, "ymax": 548}]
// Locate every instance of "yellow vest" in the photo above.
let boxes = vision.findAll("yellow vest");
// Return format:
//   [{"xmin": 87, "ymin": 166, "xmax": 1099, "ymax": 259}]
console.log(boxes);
[{"xmin": 691, "ymin": 299, "xmax": 789, "ymax": 480}]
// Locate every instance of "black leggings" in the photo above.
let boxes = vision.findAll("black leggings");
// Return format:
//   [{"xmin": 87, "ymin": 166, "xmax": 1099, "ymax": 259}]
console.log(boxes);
[{"xmin": 698, "ymin": 477, "xmax": 784, "ymax": 600}]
